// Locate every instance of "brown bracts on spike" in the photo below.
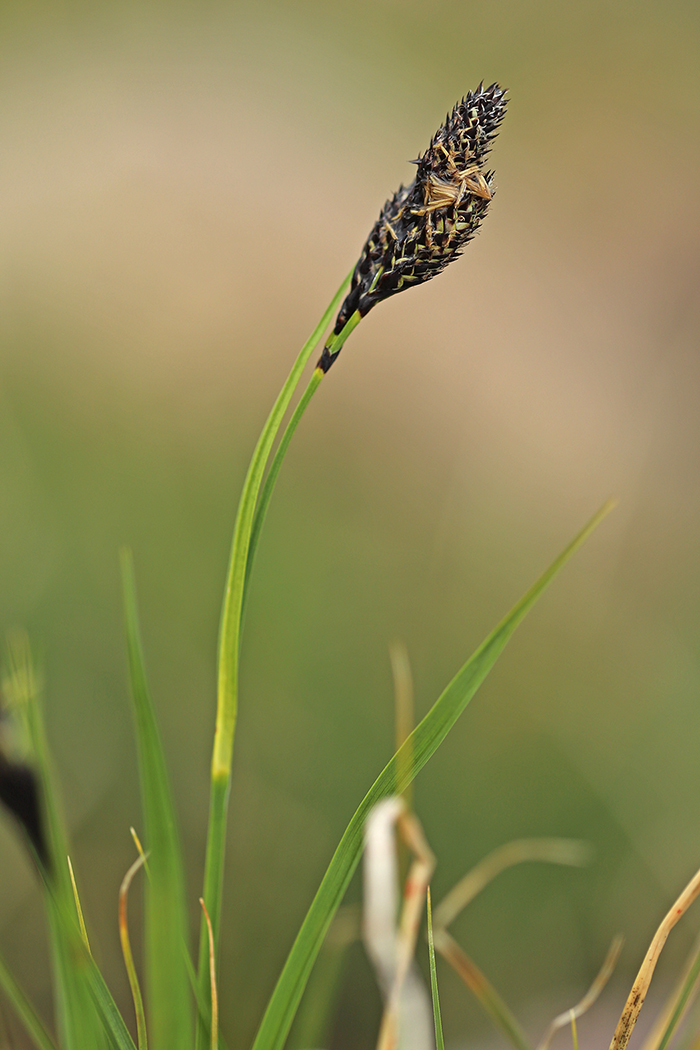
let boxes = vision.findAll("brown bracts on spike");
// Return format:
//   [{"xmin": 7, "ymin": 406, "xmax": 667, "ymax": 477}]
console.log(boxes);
[{"xmin": 318, "ymin": 83, "xmax": 507, "ymax": 373}]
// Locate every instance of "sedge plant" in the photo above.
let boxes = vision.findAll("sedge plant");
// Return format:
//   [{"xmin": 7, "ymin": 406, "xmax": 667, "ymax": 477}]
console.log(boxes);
[{"xmin": 0, "ymin": 82, "xmax": 666, "ymax": 1050}]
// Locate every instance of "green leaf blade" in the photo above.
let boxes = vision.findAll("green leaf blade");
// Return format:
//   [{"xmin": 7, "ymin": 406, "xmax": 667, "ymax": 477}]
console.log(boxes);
[
  {"xmin": 83, "ymin": 953, "xmax": 139, "ymax": 1050},
  {"xmin": 250, "ymin": 501, "xmax": 614, "ymax": 1050},
  {"xmin": 120, "ymin": 549, "xmax": 193, "ymax": 1050},
  {"xmin": 427, "ymin": 889, "xmax": 445, "ymax": 1050}
]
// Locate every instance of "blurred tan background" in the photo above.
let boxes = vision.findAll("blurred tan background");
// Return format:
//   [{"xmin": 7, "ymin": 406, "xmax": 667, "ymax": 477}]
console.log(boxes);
[{"xmin": 1, "ymin": 1, "xmax": 699, "ymax": 1047}]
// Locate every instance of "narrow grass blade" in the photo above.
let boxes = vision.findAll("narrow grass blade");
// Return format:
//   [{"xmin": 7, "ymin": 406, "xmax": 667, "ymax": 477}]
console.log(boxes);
[
  {"xmin": 129, "ymin": 831, "xmax": 227, "ymax": 1050},
  {"xmin": 642, "ymin": 933, "xmax": 700, "ymax": 1050},
  {"xmin": 0, "ymin": 946, "xmax": 58, "ymax": 1050},
  {"xmin": 288, "ymin": 907, "xmax": 357, "ymax": 1050},
  {"xmin": 200, "ymin": 901, "xmax": 218, "ymax": 1050},
  {"xmin": 427, "ymin": 889, "xmax": 445, "ymax": 1050},
  {"xmin": 610, "ymin": 863, "xmax": 700, "ymax": 1050},
  {"xmin": 243, "ymin": 312, "xmax": 360, "ymax": 618},
  {"xmin": 197, "ymin": 274, "xmax": 352, "ymax": 1048},
  {"xmin": 82, "ymin": 953, "xmax": 139, "ymax": 1050},
  {"xmin": 44, "ymin": 900, "xmax": 108, "ymax": 1050},
  {"xmin": 4, "ymin": 634, "xmax": 107, "ymax": 1050},
  {"xmin": 37, "ymin": 877, "xmax": 139, "ymax": 1050},
  {"xmin": 242, "ymin": 366, "xmax": 323, "ymax": 620},
  {"xmin": 67, "ymin": 856, "xmax": 91, "ymax": 952},
  {"xmin": 119, "ymin": 853, "xmax": 149, "ymax": 1050},
  {"xmin": 250, "ymin": 501, "xmax": 614, "ymax": 1050},
  {"xmin": 120, "ymin": 550, "xmax": 192, "ymax": 1050}
]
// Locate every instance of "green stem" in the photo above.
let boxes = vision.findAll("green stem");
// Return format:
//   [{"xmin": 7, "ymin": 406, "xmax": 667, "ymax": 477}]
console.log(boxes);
[
  {"xmin": 195, "ymin": 277, "xmax": 354, "ymax": 1048},
  {"xmin": 243, "ymin": 310, "xmax": 361, "ymax": 618},
  {"xmin": 241, "ymin": 367, "xmax": 323, "ymax": 619}
]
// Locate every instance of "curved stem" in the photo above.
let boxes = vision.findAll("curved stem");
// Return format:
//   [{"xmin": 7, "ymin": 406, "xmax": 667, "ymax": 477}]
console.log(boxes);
[
  {"xmin": 195, "ymin": 275, "xmax": 352, "ymax": 1048},
  {"xmin": 242, "ymin": 310, "xmax": 362, "ymax": 619},
  {"xmin": 241, "ymin": 367, "xmax": 323, "ymax": 620}
]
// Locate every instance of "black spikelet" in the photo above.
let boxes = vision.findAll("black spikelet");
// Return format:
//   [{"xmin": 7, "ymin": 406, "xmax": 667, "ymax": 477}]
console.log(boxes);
[
  {"xmin": 0, "ymin": 754, "xmax": 49, "ymax": 870},
  {"xmin": 319, "ymin": 83, "xmax": 507, "ymax": 372}
]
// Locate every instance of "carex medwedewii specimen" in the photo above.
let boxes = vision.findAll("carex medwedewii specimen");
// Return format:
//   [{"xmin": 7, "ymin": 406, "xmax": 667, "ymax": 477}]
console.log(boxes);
[{"xmin": 319, "ymin": 83, "xmax": 507, "ymax": 372}]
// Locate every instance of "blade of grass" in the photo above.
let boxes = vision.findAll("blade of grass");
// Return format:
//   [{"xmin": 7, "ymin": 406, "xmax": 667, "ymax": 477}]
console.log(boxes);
[
  {"xmin": 610, "ymin": 863, "xmax": 700, "ymax": 1050},
  {"xmin": 82, "ymin": 951, "xmax": 139, "ymax": 1050},
  {"xmin": 0, "ymin": 947, "xmax": 58, "ymax": 1050},
  {"xmin": 120, "ymin": 549, "xmax": 192, "ymax": 1050},
  {"xmin": 67, "ymin": 856, "xmax": 91, "ymax": 952},
  {"xmin": 200, "ymin": 901, "xmax": 218, "ymax": 1050},
  {"xmin": 243, "ymin": 312, "xmax": 362, "ymax": 619},
  {"xmin": 427, "ymin": 889, "xmax": 445, "ymax": 1050},
  {"xmin": 37, "ymin": 875, "xmax": 140, "ymax": 1050},
  {"xmin": 241, "ymin": 309, "xmax": 361, "ymax": 623},
  {"xmin": 196, "ymin": 274, "xmax": 353, "ymax": 1047},
  {"xmin": 641, "ymin": 931, "xmax": 700, "ymax": 1050},
  {"xmin": 43, "ymin": 896, "xmax": 108, "ymax": 1050},
  {"xmin": 288, "ymin": 907, "xmax": 358, "ymax": 1050},
  {"xmin": 35, "ymin": 866, "xmax": 142, "ymax": 1050},
  {"xmin": 130, "ymin": 831, "xmax": 228, "ymax": 1050},
  {"xmin": 250, "ymin": 500, "xmax": 614, "ymax": 1050},
  {"xmin": 5, "ymin": 634, "xmax": 107, "ymax": 1050},
  {"xmin": 119, "ymin": 853, "xmax": 149, "ymax": 1050},
  {"xmin": 241, "ymin": 366, "xmax": 322, "ymax": 622}
]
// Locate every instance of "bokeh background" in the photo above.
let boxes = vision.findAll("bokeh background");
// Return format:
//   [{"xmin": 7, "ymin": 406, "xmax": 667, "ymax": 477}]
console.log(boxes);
[{"xmin": 1, "ymin": 1, "xmax": 699, "ymax": 1047}]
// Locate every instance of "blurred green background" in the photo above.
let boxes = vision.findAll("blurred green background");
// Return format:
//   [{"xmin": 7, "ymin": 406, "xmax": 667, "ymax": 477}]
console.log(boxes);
[{"xmin": 1, "ymin": 1, "xmax": 699, "ymax": 1047}]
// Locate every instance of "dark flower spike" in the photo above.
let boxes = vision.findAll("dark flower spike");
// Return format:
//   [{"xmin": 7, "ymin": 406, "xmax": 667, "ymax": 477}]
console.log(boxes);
[
  {"xmin": 318, "ymin": 83, "xmax": 507, "ymax": 373},
  {"xmin": 0, "ymin": 754, "xmax": 49, "ymax": 870}
]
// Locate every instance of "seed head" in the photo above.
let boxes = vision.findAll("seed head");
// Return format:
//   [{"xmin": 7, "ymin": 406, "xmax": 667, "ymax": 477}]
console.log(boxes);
[{"xmin": 319, "ymin": 83, "xmax": 507, "ymax": 372}]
